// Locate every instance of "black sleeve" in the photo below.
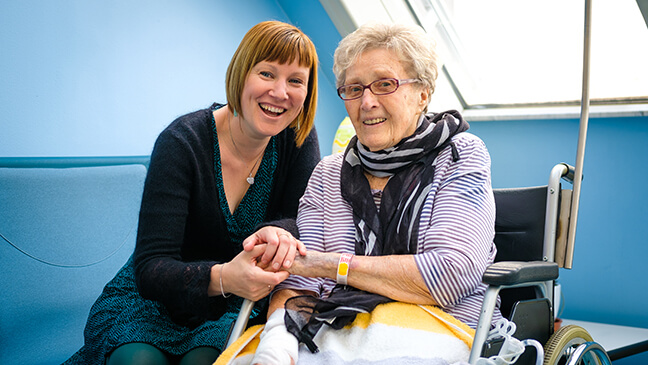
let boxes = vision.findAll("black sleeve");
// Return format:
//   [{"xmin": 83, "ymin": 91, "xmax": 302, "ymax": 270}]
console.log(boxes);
[{"xmin": 133, "ymin": 112, "xmax": 226, "ymax": 327}]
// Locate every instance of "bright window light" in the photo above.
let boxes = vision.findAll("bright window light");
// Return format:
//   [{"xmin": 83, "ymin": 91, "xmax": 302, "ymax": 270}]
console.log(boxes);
[
  {"xmin": 409, "ymin": 0, "xmax": 648, "ymax": 108},
  {"xmin": 320, "ymin": 0, "xmax": 648, "ymax": 115}
]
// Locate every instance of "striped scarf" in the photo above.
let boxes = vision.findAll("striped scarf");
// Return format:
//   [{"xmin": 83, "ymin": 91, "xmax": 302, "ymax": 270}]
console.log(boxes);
[{"xmin": 341, "ymin": 110, "xmax": 469, "ymax": 256}]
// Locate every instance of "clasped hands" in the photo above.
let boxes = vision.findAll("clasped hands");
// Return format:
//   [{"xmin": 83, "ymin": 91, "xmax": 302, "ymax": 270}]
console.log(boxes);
[
  {"xmin": 213, "ymin": 226, "xmax": 307, "ymax": 301},
  {"xmin": 243, "ymin": 226, "xmax": 306, "ymax": 272}
]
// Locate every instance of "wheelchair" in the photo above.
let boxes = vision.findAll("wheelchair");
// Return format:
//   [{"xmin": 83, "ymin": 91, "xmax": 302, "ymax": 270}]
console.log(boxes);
[
  {"xmin": 225, "ymin": 162, "xmax": 613, "ymax": 365},
  {"xmin": 468, "ymin": 162, "xmax": 611, "ymax": 365}
]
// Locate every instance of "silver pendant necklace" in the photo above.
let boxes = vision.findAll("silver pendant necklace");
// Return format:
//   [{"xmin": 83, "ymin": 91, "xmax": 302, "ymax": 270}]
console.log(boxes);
[
  {"xmin": 229, "ymin": 113, "xmax": 265, "ymax": 185},
  {"xmin": 245, "ymin": 153, "xmax": 263, "ymax": 184}
]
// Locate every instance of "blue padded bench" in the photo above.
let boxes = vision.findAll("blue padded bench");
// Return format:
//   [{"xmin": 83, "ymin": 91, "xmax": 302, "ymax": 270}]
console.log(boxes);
[{"xmin": 0, "ymin": 156, "xmax": 149, "ymax": 365}]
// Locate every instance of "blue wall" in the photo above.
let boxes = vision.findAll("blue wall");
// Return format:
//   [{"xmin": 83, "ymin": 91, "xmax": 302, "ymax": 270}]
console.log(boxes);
[
  {"xmin": 1, "ymin": 0, "xmax": 646, "ymax": 363},
  {"xmin": 0, "ymin": 0, "xmax": 346, "ymax": 158}
]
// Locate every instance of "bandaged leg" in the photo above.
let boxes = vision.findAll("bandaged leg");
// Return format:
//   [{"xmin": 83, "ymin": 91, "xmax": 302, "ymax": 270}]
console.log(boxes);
[{"xmin": 250, "ymin": 309, "xmax": 298, "ymax": 365}]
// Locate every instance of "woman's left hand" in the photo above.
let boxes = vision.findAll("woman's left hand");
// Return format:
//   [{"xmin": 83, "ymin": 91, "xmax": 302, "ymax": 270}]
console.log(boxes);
[{"xmin": 242, "ymin": 226, "xmax": 307, "ymax": 271}]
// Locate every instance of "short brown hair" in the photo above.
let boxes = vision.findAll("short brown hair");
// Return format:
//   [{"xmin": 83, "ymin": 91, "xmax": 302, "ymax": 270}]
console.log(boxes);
[{"xmin": 226, "ymin": 21, "xmax": 318, "ymax": 147}]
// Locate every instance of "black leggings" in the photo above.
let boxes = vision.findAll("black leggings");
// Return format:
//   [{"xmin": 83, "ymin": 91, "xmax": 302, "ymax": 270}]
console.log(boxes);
[{"xmin": 106, "ymin": 343, "xmax": 220, "ymax": 365}]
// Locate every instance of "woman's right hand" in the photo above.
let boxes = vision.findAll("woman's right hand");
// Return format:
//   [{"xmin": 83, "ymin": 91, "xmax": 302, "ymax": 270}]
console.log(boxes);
[
  {"xmin": 209, "ymin": 244, "xmax": 290, "ymax": 301},
  {"xmin": 242, "ymin": 226, "xmax": 307, "ymax": 272}
]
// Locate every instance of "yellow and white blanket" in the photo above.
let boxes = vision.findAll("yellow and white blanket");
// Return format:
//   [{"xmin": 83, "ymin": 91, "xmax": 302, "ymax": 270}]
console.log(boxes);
[{"xmin": 215, "ymin": 302, "xmax": 474, "ymax": 365}]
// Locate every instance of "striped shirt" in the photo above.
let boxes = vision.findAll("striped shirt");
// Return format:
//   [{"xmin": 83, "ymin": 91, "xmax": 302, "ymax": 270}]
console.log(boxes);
[{"xmin": 278, "ymin": 132, "xmax": 501, "ymax": 328}]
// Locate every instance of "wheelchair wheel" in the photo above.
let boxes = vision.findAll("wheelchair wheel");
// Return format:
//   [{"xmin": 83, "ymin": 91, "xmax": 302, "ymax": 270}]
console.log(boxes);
[{"xmin": 543, "ymin": 325, "xmax": 598, "ymax": 365}]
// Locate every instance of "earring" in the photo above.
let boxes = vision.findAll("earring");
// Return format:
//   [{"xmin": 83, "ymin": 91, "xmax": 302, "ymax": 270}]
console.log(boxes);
[
  {"xmin": 296, "ymin": 106, "xmax": 304, "ymax": 130},
  {"xmin": 233, "ymin": 109, "xmax": 238, "ymax": 117}
]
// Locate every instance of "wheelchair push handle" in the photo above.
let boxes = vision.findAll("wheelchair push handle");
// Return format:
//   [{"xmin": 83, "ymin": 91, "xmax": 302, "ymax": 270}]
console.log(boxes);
[{"xmin": 551, "ymin": 163, "xmax": 579, "ymax": 185}]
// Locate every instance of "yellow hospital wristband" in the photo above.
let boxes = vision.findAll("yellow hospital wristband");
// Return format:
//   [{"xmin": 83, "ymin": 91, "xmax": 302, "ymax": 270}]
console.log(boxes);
[{"xmin": 336, "ymin": 253, "xmax": 354, "ymax": 285}]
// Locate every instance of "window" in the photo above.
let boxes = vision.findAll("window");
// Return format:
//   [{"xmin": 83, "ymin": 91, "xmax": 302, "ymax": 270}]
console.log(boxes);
[{"xmin": 320, "ymin": 0, "xmax": 648, "ymax": 117}]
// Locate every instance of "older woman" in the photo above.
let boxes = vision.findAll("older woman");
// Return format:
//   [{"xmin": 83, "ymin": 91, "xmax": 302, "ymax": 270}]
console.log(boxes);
[{"xmin": 249, "ymin": 22, "xmax": 500, "ymax": 365}]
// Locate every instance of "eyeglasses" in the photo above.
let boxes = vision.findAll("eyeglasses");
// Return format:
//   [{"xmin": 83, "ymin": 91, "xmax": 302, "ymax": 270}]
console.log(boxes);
[{"xmin": 337, "ymin": 78, "xmax": 421, "ymax": 101}]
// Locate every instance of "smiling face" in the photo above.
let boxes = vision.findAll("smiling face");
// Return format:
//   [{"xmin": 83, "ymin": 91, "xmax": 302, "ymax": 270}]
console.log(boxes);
[
  {"xmin": 239, "ymin": 59, "xmax": 309, "ymax": 139},
  {"xmin": 344, "ymin": 48, "xmax": 429, "ymax": 151}
]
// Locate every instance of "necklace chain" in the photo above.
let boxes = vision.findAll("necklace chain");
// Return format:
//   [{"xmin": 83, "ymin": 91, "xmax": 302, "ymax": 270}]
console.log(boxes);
[{"xmin": 228, "ymin": 113, "xmax": 265, "ymax": 185}]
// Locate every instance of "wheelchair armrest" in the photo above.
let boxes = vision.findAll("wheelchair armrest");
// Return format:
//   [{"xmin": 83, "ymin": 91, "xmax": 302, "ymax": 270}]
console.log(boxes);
[{"xmin": 482, "ymin": 261, "xmax": 559, "ymax": 286}]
